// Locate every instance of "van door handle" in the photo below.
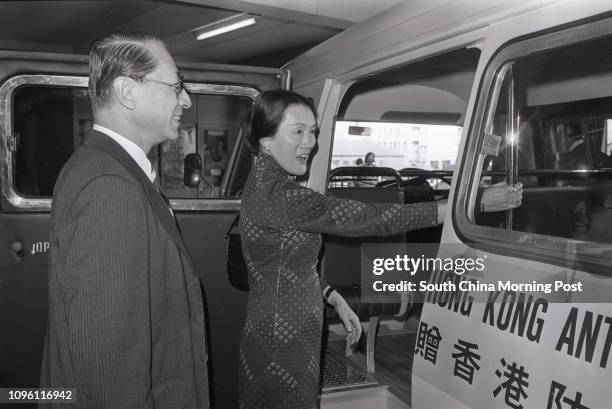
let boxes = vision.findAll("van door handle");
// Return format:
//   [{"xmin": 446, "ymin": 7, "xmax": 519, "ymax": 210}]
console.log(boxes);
[{"xmin": 11, "ymin": 240, "xmax": 24, "ymax": 259}]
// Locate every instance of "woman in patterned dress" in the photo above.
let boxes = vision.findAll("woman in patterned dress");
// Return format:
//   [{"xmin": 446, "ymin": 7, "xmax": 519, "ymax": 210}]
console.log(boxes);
[{"xmin": 238, "ymin": 90, "xmax": 445, "ymax": 409}]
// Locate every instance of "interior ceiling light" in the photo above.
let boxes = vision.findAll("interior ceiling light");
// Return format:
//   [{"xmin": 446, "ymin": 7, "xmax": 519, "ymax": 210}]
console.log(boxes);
[{"xmin": 193, "ymin": 13, "xmax": 258, "ymax": 41}]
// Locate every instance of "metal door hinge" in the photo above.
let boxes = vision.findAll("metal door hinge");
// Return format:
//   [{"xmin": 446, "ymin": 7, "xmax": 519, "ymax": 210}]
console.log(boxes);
[{"xmin": 7, "ymin": 135, "xmax": 17, "ymax": 152}]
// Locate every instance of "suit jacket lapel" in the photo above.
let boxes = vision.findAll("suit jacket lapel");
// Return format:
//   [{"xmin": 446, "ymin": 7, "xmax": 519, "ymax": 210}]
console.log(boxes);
[{"xmin": 84, "ymin": 130, "xmax": 191, "ymax": 257}]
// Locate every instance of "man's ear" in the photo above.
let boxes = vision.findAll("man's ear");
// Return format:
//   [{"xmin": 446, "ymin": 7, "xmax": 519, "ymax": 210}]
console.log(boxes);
[{"xmin": 112, "ymin": 76, "xmax": 136, "ymax": 110}]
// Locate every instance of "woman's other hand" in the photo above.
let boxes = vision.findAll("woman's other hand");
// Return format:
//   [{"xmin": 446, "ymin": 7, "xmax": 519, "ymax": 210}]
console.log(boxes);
[{"xmin": 327, "ymin": 290, "xmax": 362, "ymax": 347}]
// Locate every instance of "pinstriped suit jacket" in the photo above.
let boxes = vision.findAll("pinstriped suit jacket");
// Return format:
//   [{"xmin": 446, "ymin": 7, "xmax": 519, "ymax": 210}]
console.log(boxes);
[{"xmin": 40, "ymin": 130, "xmax": 209, "ymax": 409}]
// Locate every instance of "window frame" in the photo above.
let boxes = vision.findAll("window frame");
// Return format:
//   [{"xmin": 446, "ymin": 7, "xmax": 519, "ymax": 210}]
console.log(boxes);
[
  {"xmin": 453, "ymin": 16, "xmax": 612, "ymax": 272},
  {"xmin": 0, "ymin": 74, "xmax": 259, "ymax": 212}
]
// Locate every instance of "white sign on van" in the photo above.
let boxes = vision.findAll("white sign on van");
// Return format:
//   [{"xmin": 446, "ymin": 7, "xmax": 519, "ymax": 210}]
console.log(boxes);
[{"xmin": 413, "ymin": 300, "xmax": 611, "ymax": 409}]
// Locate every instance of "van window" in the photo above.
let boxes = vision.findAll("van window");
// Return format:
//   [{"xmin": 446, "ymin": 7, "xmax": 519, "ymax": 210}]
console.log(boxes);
[
  {"xmin": 471, "ymin": 34, "xmax": 612, "ymax": 244},
  {"xmin": 9, "ymin": 79, "xmax": 253, "ymax": 206},
  {"xmin": 156, "ymin": 93, "xmax": 252, "ymax": 199},
  {"xmin": 14, "ymin": 85, "xmax": 92, "ymax": 197}
]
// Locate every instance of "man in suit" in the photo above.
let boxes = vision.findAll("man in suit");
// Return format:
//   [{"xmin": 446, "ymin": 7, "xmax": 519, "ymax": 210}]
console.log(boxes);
[{"xmin": 40, "ymin": 31, "xmax": 209, "ymax": 408}]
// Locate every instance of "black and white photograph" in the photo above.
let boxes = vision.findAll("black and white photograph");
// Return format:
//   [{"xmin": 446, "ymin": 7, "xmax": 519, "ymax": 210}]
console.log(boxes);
[{"xmin": 1, "ymin": 1, "xmax": 612, "ymax": 409}]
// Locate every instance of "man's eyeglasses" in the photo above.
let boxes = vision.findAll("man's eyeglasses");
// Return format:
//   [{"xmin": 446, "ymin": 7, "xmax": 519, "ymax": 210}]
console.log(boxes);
[{"xmin": 139, "ymin": 74, "xmax": 185, "ymax": 97}]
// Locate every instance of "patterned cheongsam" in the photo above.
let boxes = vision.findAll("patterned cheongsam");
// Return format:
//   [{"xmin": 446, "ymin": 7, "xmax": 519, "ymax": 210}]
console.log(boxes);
[{"xmin": 238, "ymin": 154, "xmax": 438, "ymax": 409}]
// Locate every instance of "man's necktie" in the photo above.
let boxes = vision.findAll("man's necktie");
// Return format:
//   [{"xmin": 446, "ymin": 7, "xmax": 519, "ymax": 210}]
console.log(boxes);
[{"xmin": 153, "ymin": 175, "xmax": 174, "ymax": 217}]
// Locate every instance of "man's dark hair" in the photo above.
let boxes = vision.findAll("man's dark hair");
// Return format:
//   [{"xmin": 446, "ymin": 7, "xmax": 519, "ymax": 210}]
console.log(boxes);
[
  {"xmin": 244, "ymin": 90, "xmax": 318, "ymax": 154},
  {"xmin": 89, "ymin": 30, "xmax": 163, "ymax": 110}
]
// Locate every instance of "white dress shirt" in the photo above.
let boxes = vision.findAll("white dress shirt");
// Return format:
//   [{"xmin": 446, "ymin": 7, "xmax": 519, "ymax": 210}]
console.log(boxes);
[{"xmin": 93, "ymin": 124, "xmax": 156, "ymax": 183}]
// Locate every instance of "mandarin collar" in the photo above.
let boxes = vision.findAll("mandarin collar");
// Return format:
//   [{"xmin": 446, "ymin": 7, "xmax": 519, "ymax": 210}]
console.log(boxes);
[{"xmin": 255, "ymin": 153, "xmax": 291, "ymax": 179}]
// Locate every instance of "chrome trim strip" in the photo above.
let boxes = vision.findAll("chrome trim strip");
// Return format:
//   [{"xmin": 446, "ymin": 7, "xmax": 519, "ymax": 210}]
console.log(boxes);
[
  {"xmin": 506, "ymin": 65, "xmax": 517, "ymax": 230},
  {"xmin": 0, "ymin": 74, "xmax": 257, "ymax": 212},
  {"xmin": 171, "ymin": 199, "xmax": 241, "ymax": 211},
  {"xmin": 184, "ymin": 83, "xmax": 259, "ymax": 99}
]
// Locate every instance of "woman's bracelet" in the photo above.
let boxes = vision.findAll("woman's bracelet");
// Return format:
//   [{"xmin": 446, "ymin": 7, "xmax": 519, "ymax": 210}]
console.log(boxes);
[{"xmin": 323, "ymin": 286, "xmax": 336, "ymax": 303}]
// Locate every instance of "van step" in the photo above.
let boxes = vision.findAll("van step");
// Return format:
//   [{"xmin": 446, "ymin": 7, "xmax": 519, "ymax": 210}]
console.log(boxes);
[
  {"xmin": 320, "ymin": 348, "xmax": 377, "ymax": 392},
  {"xmin": 321, "ymin": 385, "xmax": 410, "ymax": 409}
]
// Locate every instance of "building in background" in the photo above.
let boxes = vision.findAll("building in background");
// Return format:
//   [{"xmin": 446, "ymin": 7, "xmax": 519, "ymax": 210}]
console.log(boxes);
[{"xmin": 332, "ymin": 121, "xmax": 461, "ymax": 170}]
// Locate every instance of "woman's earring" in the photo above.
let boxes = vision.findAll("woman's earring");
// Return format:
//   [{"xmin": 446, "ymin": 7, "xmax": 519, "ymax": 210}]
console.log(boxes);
[{"xmin": 262, "ymin": 143, "xmax": 270, "ymax": 153}]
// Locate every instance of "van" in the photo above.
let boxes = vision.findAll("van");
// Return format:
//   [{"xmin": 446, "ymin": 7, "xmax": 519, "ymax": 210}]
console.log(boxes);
[
  {"xmin": 2, "ymin": 0, "xmax": 612, "ymax": 408},
  {"xmin": 283, "ymin": 0, "xmax": 612, "ymax": 407}
]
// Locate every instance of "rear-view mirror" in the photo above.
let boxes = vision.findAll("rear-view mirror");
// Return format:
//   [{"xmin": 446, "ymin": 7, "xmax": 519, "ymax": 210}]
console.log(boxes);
[{"xmin": 184, "ymin": 153, "xmax": 203, "ymax": 188}]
